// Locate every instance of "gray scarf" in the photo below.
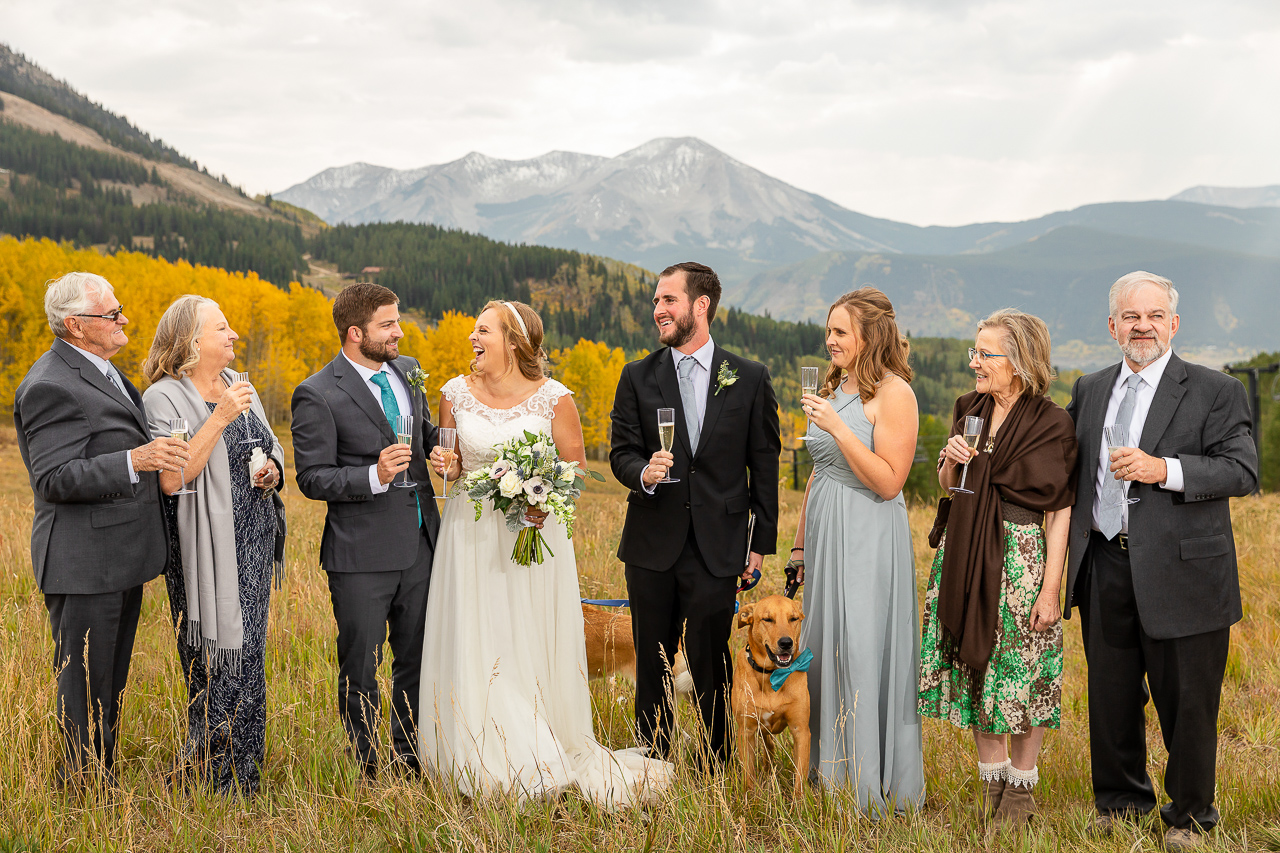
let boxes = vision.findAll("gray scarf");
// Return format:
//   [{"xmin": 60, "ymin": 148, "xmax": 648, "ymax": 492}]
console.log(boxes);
[{"xmin": 142, "ymin": 369, "xmax": 285, "ymax": 672}]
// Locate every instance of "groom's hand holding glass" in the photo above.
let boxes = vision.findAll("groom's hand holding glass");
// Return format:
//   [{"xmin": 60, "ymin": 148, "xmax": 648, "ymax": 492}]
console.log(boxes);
[{"xmin": 377, "ymin": 442, "xmax": 413, "ymax": 485}]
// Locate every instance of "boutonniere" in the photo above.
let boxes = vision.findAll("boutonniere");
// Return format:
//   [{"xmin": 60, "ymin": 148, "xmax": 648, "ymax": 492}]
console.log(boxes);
[
  {"xmin": 406, "ymin": 367, "xmax": 430, "ymax": 395},
  {"xmin": 714, "ymin": 360, "xmax": 738, "ymax": 396}
]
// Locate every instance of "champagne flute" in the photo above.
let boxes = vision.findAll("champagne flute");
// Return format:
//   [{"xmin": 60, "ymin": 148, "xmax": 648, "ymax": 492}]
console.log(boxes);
[
  {"xmin": 435, "ymin": 427, "xmax": 457, "ymax": 500},
  {"xmin": 232, "ymin": 371, "xmax": 259, "ymax": 445},
  {"xmin": 799, "ymin": 366, "xmax": 820, "ymax": 441},
  {"xmin": 169, "ymin": 417, "xmax": 196, "ymax": 495},
  {"xmin": 950, "ymin": 415, "xmax": 984, "ymax": 495},
  {"xmin": 655, "ymin": 408, "xmax": 679, "ymax": 484},
  {"xmin": 1104, "ymin": 424, "xmax": 1140, "ymax": 506},
  {"xmin": 393, "ymin": 414, "xmax": 417, "ymax": 488}
]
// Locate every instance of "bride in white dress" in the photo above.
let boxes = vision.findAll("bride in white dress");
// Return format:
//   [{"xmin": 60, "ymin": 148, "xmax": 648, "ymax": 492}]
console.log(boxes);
[{"xmin": 422, "ymin": 300, "xmax": 672, "ymax": 807}]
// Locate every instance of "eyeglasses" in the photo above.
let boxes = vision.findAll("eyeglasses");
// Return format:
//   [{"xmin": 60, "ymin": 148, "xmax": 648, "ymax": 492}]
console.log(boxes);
[
  {"xmin": 75, "ymin": 306, "xmax": 126, "ymax": 323},
  {"xmin": 968, "ymin": 347, "xmax": 1009, "ymax": 362}
]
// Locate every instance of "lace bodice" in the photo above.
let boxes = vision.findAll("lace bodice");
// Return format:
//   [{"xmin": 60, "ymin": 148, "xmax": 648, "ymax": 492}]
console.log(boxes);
[{"xmin": 442, "ymin": 376, "xmax": 574, "ymax": 474}]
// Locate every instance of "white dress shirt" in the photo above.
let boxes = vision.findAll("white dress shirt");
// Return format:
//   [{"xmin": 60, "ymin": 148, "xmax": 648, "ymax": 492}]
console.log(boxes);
[
  {"xmin": 342, "ymin": 353, "xmax": 412, "ymax": 495},
  {"xmin": 643, "ymin": 337, "xmax": 716, "ymax": 492},
  {"xmin": 1091, "ymin": 347, "xmax": 1185, "ymax": 534},
  {"xmin": 67, "ymin": 342, "xmax": 139, "ymax": 485}
]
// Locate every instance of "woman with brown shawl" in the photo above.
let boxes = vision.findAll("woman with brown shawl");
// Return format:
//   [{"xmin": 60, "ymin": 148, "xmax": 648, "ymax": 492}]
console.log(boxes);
[{"xmin": 918, "ymin": 309, "xmax": 1077, "ymax": 827}]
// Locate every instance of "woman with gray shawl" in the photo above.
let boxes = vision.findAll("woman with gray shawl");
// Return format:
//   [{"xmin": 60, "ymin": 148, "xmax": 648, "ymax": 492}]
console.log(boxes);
[{"xmin": 142, "ymin": 295, "xmax": 286, "ymax": 796}]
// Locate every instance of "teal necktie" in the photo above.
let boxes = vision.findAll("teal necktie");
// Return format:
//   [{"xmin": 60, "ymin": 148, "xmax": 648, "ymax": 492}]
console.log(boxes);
[{"xmin": 369, "ymin": 372, "xmax": 421, "ymax": 528}]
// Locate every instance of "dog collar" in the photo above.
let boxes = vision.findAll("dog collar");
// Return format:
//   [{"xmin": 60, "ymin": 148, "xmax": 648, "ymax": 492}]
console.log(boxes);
[{"xmin": 746, "ymin": 646, "xmax": 776, "ymax": 674}]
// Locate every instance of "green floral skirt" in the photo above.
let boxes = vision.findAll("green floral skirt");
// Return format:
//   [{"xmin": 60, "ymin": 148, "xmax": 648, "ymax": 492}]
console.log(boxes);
[{"xmin": 917, "ymin": 521, "xmax": 1062, "ymax": 734}]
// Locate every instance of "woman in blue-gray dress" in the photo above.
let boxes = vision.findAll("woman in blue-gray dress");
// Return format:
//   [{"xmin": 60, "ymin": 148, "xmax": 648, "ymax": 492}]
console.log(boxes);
[{"xmin": 792, "ymin": 287, "xmax": 925, "ymax": 813}]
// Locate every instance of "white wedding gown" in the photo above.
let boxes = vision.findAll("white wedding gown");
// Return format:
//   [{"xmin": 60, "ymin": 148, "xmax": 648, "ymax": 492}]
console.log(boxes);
[{"xmin": 419, "ymin": 376, "xmax": 672, "ymax": 807}]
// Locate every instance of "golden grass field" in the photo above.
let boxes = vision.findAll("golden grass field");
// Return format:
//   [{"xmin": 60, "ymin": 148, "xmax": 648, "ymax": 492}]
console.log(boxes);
[{"xmin": 1, "ymin": 430, "xmax": 1279, "ymax": 852}]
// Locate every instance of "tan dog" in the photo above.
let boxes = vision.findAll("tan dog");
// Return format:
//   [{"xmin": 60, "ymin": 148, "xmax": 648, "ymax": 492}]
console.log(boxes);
[
  {"xmin": 582, "ymin": 604, "xmax": 692, "ymax": 695},
  {"xmin": 731, "ymin": 595, "xmax": 811, "ymax": 797}
]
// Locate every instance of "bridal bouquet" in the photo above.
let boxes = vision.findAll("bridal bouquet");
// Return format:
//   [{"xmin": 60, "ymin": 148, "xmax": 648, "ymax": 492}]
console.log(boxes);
[{"xmin": 459, "ymin": 430, "xmax": 604, "ymax": 566}]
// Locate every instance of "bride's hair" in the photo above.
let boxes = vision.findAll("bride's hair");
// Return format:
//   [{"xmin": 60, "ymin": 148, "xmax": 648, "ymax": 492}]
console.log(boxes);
[{"xmin": 473, "ymin": 300, "xmax": 547, "ymax": 380}]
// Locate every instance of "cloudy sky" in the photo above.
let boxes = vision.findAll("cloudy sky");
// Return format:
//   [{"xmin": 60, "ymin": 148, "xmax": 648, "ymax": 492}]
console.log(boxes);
[{"xmin": 5, "ymin": 0, "xmax": 1279, "ymax": 226}]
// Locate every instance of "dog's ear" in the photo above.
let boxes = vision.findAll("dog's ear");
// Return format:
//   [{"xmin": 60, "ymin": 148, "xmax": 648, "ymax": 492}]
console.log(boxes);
[{"xmin": 736, "ymin": 603, "xmax": 754, "ymax": 629}]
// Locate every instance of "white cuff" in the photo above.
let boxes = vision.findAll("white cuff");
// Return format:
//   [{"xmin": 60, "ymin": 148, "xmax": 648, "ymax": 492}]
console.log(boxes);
[
  {"xmin": 641, "ymin": 466, "xmax": 657, "ymax": 494},
  {"xmin": 126, "ymin": 449, "xmax": 139, "ymax": 485},
  {"xmin": 1161, "ymin": 457, "xmax": 1184, "ymax": 492},
  {"xmin": 369, "ymin": 464, "xmax": 389, "ymax": 494}
]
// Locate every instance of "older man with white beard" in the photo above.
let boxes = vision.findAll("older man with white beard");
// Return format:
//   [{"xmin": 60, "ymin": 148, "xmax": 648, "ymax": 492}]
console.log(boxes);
[{"xmin": 1062, "ymin": 272, "xmax": 1257, "ymax": 850}]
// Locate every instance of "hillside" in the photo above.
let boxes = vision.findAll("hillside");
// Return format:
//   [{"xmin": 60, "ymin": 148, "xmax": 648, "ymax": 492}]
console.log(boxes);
[{"xmin": 738, "ymin": 227, "xmax": 1280, "ymax": 365}]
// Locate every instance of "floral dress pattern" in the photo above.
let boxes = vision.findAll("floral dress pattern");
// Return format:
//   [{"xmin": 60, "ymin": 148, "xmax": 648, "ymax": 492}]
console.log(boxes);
[{"xmin": 918, "ymin": 520, "xmax": 1063, "ymax": 734}]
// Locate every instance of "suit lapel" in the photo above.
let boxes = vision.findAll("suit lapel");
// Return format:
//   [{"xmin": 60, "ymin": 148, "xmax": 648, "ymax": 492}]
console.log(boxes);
[
  {"xmin": 333, "ymin": 354, "xmax": 396, "ymax": 442},
  {"xmin": 53, "ymin": 339, "xmax": 149, "ymax": 435},
  {"xmin": 696, "ymin": 348, "xmax": 730, "ymax": 459},
  {"xmin": 655, "ymin": 348, "xmax": 693, "ymax": 457},
  {"xmin": 1081, "ymin": 363, "xmax": 1121, "ymax": 508},
  {"xmin": 1139, "ymin": 353, "xmax": 1188, "ymax": 455}
]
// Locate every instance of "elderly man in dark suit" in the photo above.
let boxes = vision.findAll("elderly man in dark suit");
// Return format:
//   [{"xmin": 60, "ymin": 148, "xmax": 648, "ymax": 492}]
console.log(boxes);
[
  {"xmin": 291, "ymin": 282, "xmax": 440, "ymax": 779},
  {"xmin": 610, "ymin": 261, "xmax": 780, "ymax": 765},
  {"xmin": 15, "ymin": 271, "xmax": 187, "ymax": 787},
  {"xmin": 1064, "ymin": 271, "xmax": 1257, "ymax": 851}
]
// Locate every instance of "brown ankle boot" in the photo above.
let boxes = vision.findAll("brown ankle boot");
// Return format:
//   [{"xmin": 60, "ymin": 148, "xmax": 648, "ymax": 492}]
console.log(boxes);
[
  {"xmin": 994, "ymin": 782, "xmax": 1038, "ymax": 826},
  {"xmin": 982, "ymin": 777, "xmax": 1006, "ymax": 818}
]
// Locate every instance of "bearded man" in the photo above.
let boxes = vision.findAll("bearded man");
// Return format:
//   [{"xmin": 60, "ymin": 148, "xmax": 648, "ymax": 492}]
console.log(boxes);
[
  {"xmin": 291, "ymin": 282, "xmax": 440, "ymax": 779},
  {"xmin": 609, "ymin": 261, "xmax": 780, "ymax": 765},
  {"xmin": 1063, "ymin": 272, "xmax": 1256, "ymax": 850}
]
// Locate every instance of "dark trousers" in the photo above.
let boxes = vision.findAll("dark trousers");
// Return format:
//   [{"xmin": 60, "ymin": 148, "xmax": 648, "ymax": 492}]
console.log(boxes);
[
  {"xmin": 1079, "ymin": 531, "xmax": 1230, "ymax": 831},
  {"xmin": 326, "ymin": 530, "xmax": 432, "ymax": 769},
  {"xmin": 44, "ymin": 584, "xmax": 145, "ymax": 782},
  {"xmin": 626, "ymin": 529, "xmax": 737, "ymax": 764}
]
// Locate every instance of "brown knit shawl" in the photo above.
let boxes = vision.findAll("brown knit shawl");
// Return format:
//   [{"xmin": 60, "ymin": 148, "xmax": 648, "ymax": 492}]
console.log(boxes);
[{"xmin": 934, "ymin": 390, "xmax": 1078, "ymax": 670}]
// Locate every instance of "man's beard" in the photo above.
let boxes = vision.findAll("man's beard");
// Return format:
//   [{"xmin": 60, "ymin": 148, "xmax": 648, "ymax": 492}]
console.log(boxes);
[
  {"xmin": 659, "ymin": 308, "xmax": 696, "ymax": 349},
  {"xmin": 360, "ymin": 336, "xmax": 398, "ymax": 363},
  {"xmin": 1119, "ymin": 333, "xmax": 1165, "ymax": 368}
]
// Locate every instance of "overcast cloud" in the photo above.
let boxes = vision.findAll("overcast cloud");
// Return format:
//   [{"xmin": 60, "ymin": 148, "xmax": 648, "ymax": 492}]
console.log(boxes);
[{"xmin": 4, "ymin": 0, "xmax": 1278, "ymax": 225}]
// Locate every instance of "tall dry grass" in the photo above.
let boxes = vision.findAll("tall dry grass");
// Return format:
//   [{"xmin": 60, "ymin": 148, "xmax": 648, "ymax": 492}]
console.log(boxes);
[{"xmin": 1, "ymin": 433, "xmax": 1279, "ymax": 851}]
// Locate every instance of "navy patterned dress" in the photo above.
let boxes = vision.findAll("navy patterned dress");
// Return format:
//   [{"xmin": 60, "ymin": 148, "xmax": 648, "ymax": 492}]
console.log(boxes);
[{"xmin": 163, "ymin": 404, "xmax": 278, "ymax": 796}]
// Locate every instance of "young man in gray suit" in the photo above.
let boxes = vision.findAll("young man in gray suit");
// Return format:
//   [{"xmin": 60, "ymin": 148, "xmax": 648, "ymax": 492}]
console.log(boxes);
[
  {"xmin": 1064, "ymin": 271, "xmax": 1257, "ymax": 851},
  {"xmin": 15, "ymin": 272, "xmax": 188, "ymax": 787},
  {"xmin": 291, "ymin": 283, "xmax": 440, "ymax": 778}
]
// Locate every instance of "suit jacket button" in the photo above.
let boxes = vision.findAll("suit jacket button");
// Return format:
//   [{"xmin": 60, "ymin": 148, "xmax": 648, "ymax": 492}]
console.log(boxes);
[
  {"xmin": 689, "ymin": 466, "xmax": 696, "ymax": 474},
  {"xmin": 684, "ymin": 502, "xmax": 691, "ymax": 510}
]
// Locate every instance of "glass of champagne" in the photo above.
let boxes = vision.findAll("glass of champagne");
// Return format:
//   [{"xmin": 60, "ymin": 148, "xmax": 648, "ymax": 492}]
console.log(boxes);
[
  {"xmin": 169, "ymin": 417, "xmax": 196, "ymax": 495},
  {"xmin": 799, "ymin": 366, "xmax": 820, "ymax": 441},
  {"xmin": 950, "ymin": 415, "xmax": 984, "ymax": 495},
  {"xmin": 655, "ymin": 408, "xmax": 679, "ymax": 484},
  {"xmin": 1104, "ymin": 424, "xmax": 1140, "ymax": 506},
  {"xmin": 232, "ymin": 372, "xmax": 259, "ymax": 445},
  {"xmin": 436, "ymin": 427, "xmax": 457, "ymax": 499},
  {"xmin": 393, "ymin": 414, "xmax": 416, "ymax": 488}
]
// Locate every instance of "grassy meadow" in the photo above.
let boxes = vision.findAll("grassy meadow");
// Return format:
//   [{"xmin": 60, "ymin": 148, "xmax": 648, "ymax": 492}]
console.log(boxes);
[{"xmin": 1, "ymin": 430, "xmax": 1279, "ymax": 852}]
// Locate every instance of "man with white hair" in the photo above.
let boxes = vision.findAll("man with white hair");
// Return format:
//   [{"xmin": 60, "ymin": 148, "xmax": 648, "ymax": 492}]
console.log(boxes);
[
  {"xmin": 1063, "ymin": 271, "xmax": 1257, "ymax": 850},
  {"xmin": 14, "ymin": 271, "xmax": 188, "ymax": 788}
]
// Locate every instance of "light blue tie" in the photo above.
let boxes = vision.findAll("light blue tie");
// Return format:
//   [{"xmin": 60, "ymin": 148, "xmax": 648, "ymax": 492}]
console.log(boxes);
[
  {"xmin": 1099, "ymin": 374, "xmax": 1143, "ymax": 539},
  {"xmin": 678, "ymin": 355, "xmax": 701, "ymax": 453},
  {"xmin": 106, "ymin": 365, "xmax": 131, "ymax": 402},
  {"xmin": 369, "ymin": 372, "xmax": 421, "ymax": 528}
]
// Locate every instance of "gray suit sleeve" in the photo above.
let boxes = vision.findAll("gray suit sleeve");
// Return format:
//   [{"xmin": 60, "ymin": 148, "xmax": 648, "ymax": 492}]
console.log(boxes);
[
  {"xmin": 291, "ymin": 382, "xmax": 374, "ymax": 501},
  {"xmin": 18, "ymin": 381, "xmax": 133, "ymax": 503},
  {"xmin": 1178, "ymin": 377, "xmax": 1258, "ymax": 501}
]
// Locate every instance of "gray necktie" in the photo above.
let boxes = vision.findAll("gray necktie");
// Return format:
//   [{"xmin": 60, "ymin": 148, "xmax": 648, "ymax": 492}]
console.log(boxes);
[
  {"xmin": 678, "ymin": 355, "xmax": 701, "ymax": 453},
  {"xmin": 1099, "ymin": 374, "xmax": 1143, "ymax": 539},
  {"xmin": 106, "ymin": 365, "xmax": 131, "ymax": 402}
]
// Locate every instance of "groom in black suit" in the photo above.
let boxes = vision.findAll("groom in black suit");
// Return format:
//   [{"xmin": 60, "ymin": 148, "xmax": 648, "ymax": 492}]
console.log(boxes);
[
  {"xmin": 291, "ymin": 283, "xmax": 440, "ymax": 778},
  {"xmin": 1064, "ymin": 271, "xmax": 1256, "ymax": 850},
  {"xmin": 610, "ymin": 261, "xmax": 780, "ymax": 763}
]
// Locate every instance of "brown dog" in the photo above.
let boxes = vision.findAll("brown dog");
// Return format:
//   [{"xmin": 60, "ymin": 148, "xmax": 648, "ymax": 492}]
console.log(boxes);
[
  {"xmin": 731, "ymin": 594, "xmax": 811, "ymax": 797},
  {"xmin": 582, "ymin": 604, "xmax": 692, "ymax": 694}
]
